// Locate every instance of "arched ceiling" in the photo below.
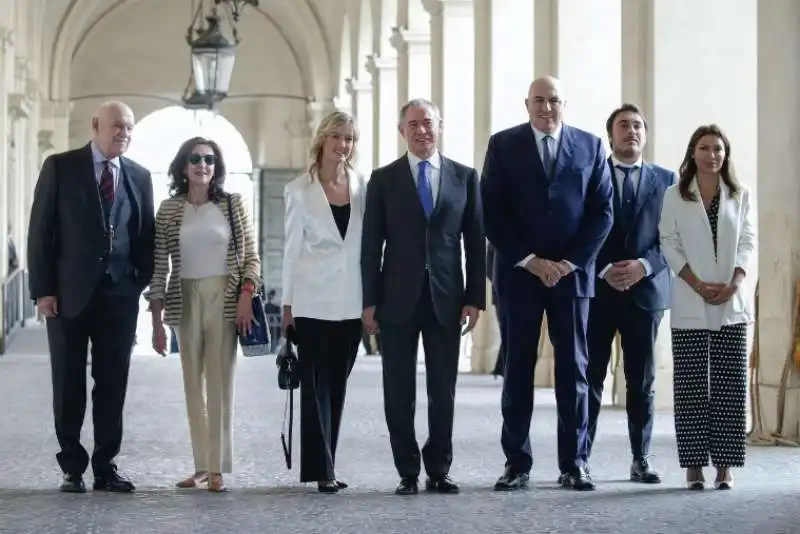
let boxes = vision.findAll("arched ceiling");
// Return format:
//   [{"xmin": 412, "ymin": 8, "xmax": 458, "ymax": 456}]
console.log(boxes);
[{"xmin": 41, "ymin": 0, "xmax": 346, "ymax": 102}]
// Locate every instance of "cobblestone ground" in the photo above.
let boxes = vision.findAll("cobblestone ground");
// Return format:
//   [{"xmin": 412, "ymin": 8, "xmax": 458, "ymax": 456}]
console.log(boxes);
[{"xmin": 1, "ymin": 324, "xmax": 799, "ymax": 534}]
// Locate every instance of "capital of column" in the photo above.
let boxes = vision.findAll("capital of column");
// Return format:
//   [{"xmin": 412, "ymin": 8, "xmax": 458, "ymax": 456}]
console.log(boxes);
[
  {"xmin": 8, "ymin": 93, "xmax": 31, "ymax": 122},
  {"xmin": 365, "ymin": 54, "xmax": 398, "ymax": 77},
  {"xmin": 390, "ymin": 26, "xmax": 431, "ymax": 54},
  {"xmin": 38, "ymin": 130, "xmax": 54, "ymax": 152},
  {"xmin": 345, "ymin": 77, "xmax": 373, "ymax": 96},
  {"xmin": 422, "ymin": 0, "xmax": 473, "ymax": 16},
  {"xmin": 0, "ymin": 27, "xmax": 13, "ymax": 54},
  {"xmin": 14, "ymin": 56, "xmax": 28, "ymax": 85},
  {"xmin": 307, "ymin": 98, "xmax": 338, "ymax": 133}
]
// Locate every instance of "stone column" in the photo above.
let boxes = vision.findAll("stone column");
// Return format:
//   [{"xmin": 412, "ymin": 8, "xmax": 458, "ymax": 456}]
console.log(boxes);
[
  {"xmin": 621, "ymin": 0, "xmax": 757, "ymax": 410},
  {"xmin": 390, "ymin": 25, "xmax": 431, "ymax": 154},
  {"xmin": 0, "ymin": 28, "xmax": 13, "ymax": 278},
  {"xmin": 752, "ymin": 0, "xmax": 800, "ymax": 442},
  {"xmin": 366, "ymin": 54, "xmax": 399, "ymax": 166},
  {"xmin": 469, "ymin": 0, "xmax": 536, "ymax": 373},
  {"xmin": 423, "ymin": 0, "xmax": 475, "ymax": 166},
  {"xmin": 25, "ymin": 80, "xmax": 41, "ymax": 231},
  {"xmin": 346, "ymin": 77, "xmax": 374, "ymax": 177},
  {"xmin": 8, "ymin": 91, "xmax": 30, "ymax": 272}
]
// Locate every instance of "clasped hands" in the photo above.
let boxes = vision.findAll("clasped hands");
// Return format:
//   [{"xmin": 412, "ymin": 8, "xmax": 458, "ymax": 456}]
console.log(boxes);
[
  {"xmin": 603, "ymin": 260, "xmax": 646, "ymax": 291},
  {"xmin": 524, "ymin": 258, "xmax": 572, "ymax": 288},
  {"xmin": 694, "ymin": 280, "xmax": 737, "ymax": 305}
]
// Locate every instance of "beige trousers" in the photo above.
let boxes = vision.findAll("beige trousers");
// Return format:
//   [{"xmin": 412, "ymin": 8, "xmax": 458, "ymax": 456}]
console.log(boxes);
[{"xmin": 177, "ymin": 275, "xmax": 238, "ymax": 474}]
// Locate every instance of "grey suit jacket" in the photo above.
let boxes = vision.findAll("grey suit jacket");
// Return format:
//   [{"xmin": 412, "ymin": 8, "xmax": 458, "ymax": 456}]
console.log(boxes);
[{"xmin": 361, "ymin": 153, "xmax": 486, "ymax": 326}]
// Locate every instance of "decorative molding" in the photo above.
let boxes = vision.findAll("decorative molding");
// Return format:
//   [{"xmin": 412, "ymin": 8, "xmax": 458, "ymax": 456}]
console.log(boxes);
[
  {"xmin": 345, "ymin": 77, "xmax": 372, "ymax": 96},
  {"xmin": 365, "ymin": 54, "xmax": 398, "ymax": 77},
  {"xmin": 390, "ymin": 26, "xmax": 431, "ymax": 53},
  {"xmin": 38, "ymin": 130, "xmax": 54, "ymax": 152},
  {"xmin": 8, "ymin": 93, "xmax": 31, "ymax": 122}
]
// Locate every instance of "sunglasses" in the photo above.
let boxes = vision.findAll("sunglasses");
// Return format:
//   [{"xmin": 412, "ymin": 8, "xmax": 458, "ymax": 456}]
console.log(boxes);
[{"xmin": 188, "ymin": 154, "xmax": 216, "ymax": 165}]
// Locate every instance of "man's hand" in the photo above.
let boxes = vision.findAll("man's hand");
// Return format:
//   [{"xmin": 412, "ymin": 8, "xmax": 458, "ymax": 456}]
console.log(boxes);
[
  {"xmin": 362, "ymin": 306, "xmax": 379, "ymax": 334},
  {"xmin": 460, "ymin": 306, "xmax": 481, "ymax": 335},
  {"xmin": 607, "ymin": 260, "xmax": 646, "ymax": 291},
  {"xmin": 36, "ymin": 296, "xmax": 58, "ymax": 317},
  {"xmin": 524, "ymin": 258, "xmax": 562, "ymax": 287}
]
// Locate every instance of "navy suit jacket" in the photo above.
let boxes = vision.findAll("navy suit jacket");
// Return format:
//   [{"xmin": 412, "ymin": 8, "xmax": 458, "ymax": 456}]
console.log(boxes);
[
  {"xmin": 596, "ymin": 159, "xmax": 676, "ymax": 311},
  {"xmin": 480, "ymin": 123, "xmax": 614, "ymax": 300}
]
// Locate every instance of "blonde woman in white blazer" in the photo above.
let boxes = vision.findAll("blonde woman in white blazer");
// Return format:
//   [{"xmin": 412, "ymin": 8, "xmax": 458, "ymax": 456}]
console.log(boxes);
[
  {"xmin": 281, "ymin": 111, "xmax": 366, "ymax": 493},
  {"xmin": 659, "ymin": 124, "xmax": 756, "ymax": 491}
]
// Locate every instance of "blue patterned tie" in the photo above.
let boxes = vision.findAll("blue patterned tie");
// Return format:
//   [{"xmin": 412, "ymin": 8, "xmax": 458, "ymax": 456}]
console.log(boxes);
[
  {"xmin": 616, "ymin": 165, "xmax": 636, "ymax": 222},
  {"xmin": 417, "ymin": 160, "xmax": 434, "ymax": 218}
]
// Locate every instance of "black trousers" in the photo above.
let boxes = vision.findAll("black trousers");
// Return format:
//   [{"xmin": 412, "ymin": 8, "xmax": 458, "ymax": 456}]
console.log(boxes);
[
  {"xmin": 46, "ymin": 278, "xmax": 139, "ymax": 476},
  {"xmin": 586, "ymin": 294, "xmax": 662, "ymax": 462},
  {"xmin": 293, "ymin": 317, "xmax": 362, "ymax": 482},
  {"xmin": 379, "ymin": 283, "xmax": 461, "ymax": 479}
]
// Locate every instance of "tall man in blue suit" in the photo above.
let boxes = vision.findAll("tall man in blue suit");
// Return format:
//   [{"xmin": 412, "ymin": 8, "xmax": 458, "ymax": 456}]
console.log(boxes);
[
  {"xmin": 481, "ymin": 76, "xmax": 614, "ymax": 491},
  {"xmin": 585, "ymin": 104, "xmax": 675, "ymax": 483}
]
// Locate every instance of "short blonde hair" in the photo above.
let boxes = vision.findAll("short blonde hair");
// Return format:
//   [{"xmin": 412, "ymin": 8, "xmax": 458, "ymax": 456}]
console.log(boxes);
[{"xmin": 308, "ymin": 111, "xmax": 359, "ymax": 178}]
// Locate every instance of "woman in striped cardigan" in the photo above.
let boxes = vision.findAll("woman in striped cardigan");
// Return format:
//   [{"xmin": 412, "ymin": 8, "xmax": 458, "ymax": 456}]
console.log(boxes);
[{"xmin": 146, "ymin": 136, "xmax": 261, "ymax": 492}]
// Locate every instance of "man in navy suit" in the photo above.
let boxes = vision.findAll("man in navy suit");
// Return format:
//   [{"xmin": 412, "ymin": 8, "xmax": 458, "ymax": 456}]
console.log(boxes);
[
  {"xmin": 481, "ymin": 76, "xmax": 614, "ymax": 491},
  {"xmin": 585, "ymin": 104, "xmax": 675, "ymax": 483}
]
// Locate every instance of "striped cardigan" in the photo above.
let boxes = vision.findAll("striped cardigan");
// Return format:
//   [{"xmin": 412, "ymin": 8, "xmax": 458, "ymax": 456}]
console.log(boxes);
[{"xmin": 145, "ymin": 193, "xmax": 262, "ymax": 327}]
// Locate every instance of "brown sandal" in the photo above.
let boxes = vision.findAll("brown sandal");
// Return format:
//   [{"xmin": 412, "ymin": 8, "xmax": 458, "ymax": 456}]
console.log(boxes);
[
  {"xmin": 207, "ymin": 473, "xmax": 228, "ymax": 493},
  {"xmin": 175, "ymin": 472, "xmax": 208, "ymax": 488}
]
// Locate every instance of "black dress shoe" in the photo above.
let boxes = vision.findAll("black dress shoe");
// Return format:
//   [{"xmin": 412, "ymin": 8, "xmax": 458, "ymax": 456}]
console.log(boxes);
[
  {"xmin": 317, "ymin": 481, "xmax": 339, "ymax": 493},
  {"xmin": 60, "ymin": 473, "xmax": 86, "ymax": 493},
  {"xmin": 425, "ymin": 474, "xmax": 459, "ymax": 494},
  {"xmin": 630, "ymin": 459, "xmax": 661, "ymax": 484},
  {"xmin": 93, "ymin": 466, "xmax": 135, "ymax": 493},
  {"xmin": 494, "ymin": 466, "xmax": 530, "ymax": 491},
  {"xmin": 559, "ymin": 467, "xmax": 595, "ymax": 491},
  {"xmin": 335, "ymin": 480, "xmax": 348, "ymax": 489},
  {"xmin": 394, "ymin": 477, "xmax": 419, "ymax": 495}
]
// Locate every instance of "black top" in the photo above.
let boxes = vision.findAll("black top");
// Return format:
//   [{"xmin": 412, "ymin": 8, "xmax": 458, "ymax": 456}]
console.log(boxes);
[
  {"xmin": 704, "ymin": 187, "xmax": 721, "ymax": 259},
  {"xmin": 330, "ymin": 203, "xmax": 350, "ymax": 239}
]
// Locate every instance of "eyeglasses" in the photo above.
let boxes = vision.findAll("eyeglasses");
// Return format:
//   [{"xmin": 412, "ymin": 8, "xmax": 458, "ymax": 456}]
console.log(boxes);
[{"xmin": 188, "ymin": 154, "xmax": 216, "ymax": 165}]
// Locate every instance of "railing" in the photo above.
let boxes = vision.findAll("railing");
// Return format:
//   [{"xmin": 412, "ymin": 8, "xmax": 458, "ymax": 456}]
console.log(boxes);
[{"xmin": 0, "ymin": 268, "xmax": 33, "ymax": 355}]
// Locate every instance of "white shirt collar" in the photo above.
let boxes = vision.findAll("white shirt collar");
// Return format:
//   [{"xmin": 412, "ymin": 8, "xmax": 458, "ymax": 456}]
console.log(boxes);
[
  {"xmin": 531, "ymin": 123, "xmax": 563, "ymax": 145},
  {"xmin": 91, "ymin": 142, "xmax": 120, "ymax": 168},
  {"xmin": 610, "ymin": 154, "xmax": 643, "ymax": 169},
  {"xmin": 407, "ymin": 150, "xmax": 441, "ymax": 170}
]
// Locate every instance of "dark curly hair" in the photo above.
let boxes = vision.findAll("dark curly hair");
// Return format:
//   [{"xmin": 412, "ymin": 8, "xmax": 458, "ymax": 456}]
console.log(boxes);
[
  {"xmin": 168, "ymin": 136, "xmax": 227, "ymax": 200},
  {"xmin": 677, "ymin": 124, "xmax": 739, "ymax": 202}
]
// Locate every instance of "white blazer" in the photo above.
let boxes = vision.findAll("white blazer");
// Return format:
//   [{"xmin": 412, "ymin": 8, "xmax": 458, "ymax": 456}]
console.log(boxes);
[
  {"xmin": 659, "ymin": 179, "xmax": 757, "ymax": 330},
  {"xmin": 281, "ymin": 169, "xmax": 366, "ymax": 321}
]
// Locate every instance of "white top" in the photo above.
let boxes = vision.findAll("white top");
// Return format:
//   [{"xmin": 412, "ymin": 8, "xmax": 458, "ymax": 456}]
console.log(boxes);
[
  {"xmin": 179, "ymin": 201, "xmax": 230, "ymax": 279},
  {"xmin": 659, "ymin": 180, "xmax": 757, "ymax": 330},
  {"xmin": 282, "ymin": 169, "xmax": 366, "ymax": 321}
]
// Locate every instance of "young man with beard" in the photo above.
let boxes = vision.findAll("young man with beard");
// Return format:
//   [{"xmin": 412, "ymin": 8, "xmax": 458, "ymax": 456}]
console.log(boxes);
[{"xmin": 585, "ymin": 103, "xmax": 676, "ymax": 483}]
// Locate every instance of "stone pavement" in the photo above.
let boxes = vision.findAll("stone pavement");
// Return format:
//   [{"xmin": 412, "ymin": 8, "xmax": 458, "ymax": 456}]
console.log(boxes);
[{"xmin": 1, "ymin": 324, "xmax": 799, "ymax": 534}]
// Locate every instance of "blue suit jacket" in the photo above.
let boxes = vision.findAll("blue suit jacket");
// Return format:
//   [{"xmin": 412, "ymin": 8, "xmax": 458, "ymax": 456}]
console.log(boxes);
[
  {"xmin": 480, "ymin": 123, "xmax": 614, "ymax": 299},
  {"xmin": 596, "ymin": 159, "xmax": 676, "ymax": 311}
]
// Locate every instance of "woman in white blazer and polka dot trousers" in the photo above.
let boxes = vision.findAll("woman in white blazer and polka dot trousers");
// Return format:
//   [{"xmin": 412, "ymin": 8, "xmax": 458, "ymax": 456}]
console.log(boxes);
[{"xmin": 659, "ymin": 125, "xmax": 756, "ymax": 491}]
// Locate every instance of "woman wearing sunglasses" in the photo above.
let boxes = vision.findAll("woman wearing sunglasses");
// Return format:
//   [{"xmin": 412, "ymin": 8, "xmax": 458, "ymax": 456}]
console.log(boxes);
[{"xmin": 146, "ymin": 136, "xmax": 261, "ymax": 492}]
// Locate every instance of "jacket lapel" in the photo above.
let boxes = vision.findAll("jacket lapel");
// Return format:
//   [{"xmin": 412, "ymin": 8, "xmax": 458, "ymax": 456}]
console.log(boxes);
[
  {"xmin": 310, "ymin": 178, "xmax": 345, "ymax": 243},
  {"xmin": 431, "ymin": 156, "xmax": 453, "ymax": 218},
  {"xmin": 632, "ymin": 163, "xmax": 657, "ymax": 221},
  {"xmin": 397, "ymin": 155, "xmax": 428, "ymax": 221},
  {"xmin": 521, "ymin": 126, "xmax": 549, "ymax": 182},
  {"xmin": 119, "ymin": 158, "xmax": 142, "ymax": 233},
  {"xmin": 552, "ymin": 125, "xmax": 574, "ymax": 180},
  {"xmin": 78, "ymin": 144, "xmax": 106, "ymax": 230}
]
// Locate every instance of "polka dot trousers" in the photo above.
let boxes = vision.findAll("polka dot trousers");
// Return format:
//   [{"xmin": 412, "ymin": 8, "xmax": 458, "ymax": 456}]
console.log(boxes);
[{"xmin": 671, "ymin": 323, "xmax": 748, "ymax": 468}]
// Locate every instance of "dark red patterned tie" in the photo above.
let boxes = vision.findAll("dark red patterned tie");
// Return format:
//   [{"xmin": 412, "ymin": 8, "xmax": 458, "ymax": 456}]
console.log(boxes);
[{"xmin": 99, "ymin": 160, "xmax": 114, "ymax": 205}]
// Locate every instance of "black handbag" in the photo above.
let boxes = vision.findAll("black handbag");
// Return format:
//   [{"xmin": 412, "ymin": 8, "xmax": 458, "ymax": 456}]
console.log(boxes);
[
  {"xmin": 225, "ymin": 195, "xmax": 271, "ymax": 357},
  {"xmin": 276, "ymin": 325, "xmax": 300, "ymax": 469}
]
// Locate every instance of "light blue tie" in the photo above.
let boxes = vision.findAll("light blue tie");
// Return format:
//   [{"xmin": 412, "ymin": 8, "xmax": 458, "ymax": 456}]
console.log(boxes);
[{"xmin": 417, "ymin": 160, "xmax": 434, "ymax": 218}]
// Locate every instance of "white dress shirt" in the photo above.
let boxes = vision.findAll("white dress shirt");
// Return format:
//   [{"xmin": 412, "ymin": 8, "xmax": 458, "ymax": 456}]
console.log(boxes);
[
  {"xmin": 516, "ymin": 124, "xmax": 576, "ymax": 272},
  {"xmin": 407, "ymin": 150, "xmax": 441, "ymax": 205},
  {"xmin": 597, "ymin": 155, "xmax": 653, "ymax": 280}
]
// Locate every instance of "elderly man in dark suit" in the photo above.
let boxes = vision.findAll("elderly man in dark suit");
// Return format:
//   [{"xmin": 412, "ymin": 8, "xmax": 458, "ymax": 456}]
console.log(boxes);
[
  {"xmin": 585, "ymin": 103, "xmax": 676, "ymax": 483},
  {"xmin": 27, "ymin": 101, "xmax": 155, "ymax": 493},
  {"xmin": 361, "ymin": 98, "xmax": 486, "ymax": 495},
  {"xmin": 481, "ymin": 77, "xmax": 614, "ymax": 492}
]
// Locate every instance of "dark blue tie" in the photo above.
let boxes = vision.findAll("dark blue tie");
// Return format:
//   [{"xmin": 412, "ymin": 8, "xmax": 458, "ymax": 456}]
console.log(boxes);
[
  {"xmin": 616, "ymin": 165, "xmax": 636, "ymax": 222},
  {"xmin": 541, "ymin": 136, "xmax": 554, "ymax": 179},
  {"xmin": 417, "ymin": 160, "xmax": 434, "ymax": 218}
]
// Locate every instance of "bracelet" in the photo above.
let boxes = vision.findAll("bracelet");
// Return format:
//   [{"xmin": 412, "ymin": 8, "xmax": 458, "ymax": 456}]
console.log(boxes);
[{"xmin": 240, "ymin": 281, "xmax": 256, "ymax": 295}]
